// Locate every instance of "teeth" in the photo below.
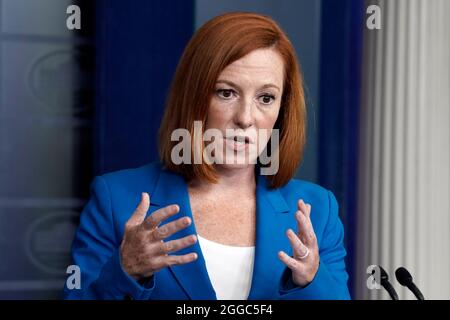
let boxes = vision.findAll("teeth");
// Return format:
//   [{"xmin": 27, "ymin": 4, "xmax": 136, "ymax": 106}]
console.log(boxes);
[
  {"xmin": 232, "ymin": 136, "xmax": 245, "ymax": 142},
  {"xmin": 226, "ymin": 136, "xmax": 248, "ymax": 144}
]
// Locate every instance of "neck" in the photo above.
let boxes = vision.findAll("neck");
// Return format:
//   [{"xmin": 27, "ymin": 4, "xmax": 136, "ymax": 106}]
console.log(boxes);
[{"xmin": 189, "ymin": 165, "xmax": 256, "ymax": 194}]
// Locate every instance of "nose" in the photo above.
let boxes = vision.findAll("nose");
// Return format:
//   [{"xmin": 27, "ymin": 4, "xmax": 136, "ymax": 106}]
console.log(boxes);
[{"xmin": 234, "ymin": 98, "xmax": 254, "ymax": 129}]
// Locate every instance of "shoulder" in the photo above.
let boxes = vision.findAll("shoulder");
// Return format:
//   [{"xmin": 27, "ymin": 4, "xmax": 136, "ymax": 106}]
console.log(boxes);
[
  {"xmin": 85, "ymin": 161, "xmax": 169, "ymax": 232},
  {"xmin": 94, "ymin": 161, "xmax": 165, "ymax": 200},
  {"xmin": 101, "ymin": 161, "xmax": 163, "ymax": 185},
  {"xmin": 277, "ymin": 178, "xmax": 339, "ymax": 233},
  {"xmin": 279, "ymin": 178, "xmax": 335, "ymax": 209}
]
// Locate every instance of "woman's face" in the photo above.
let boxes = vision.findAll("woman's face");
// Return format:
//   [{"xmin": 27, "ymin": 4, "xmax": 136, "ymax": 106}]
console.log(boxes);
[{"xmin": 205, "ymin": 48, "xmax": 284, "ymax": 170}]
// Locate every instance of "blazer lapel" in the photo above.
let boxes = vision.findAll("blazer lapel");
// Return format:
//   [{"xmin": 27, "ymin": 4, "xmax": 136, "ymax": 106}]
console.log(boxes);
[
  {"xmin": 150, "ymin": 167, "xmax": 216, "ymax": 300},
  {"xmin": 247, "ymin": 175, "xmax": 293, "ymax": 299},
  {"xmin": 149, "ymin": 165, "xmax": 294, "ymax": 300}
]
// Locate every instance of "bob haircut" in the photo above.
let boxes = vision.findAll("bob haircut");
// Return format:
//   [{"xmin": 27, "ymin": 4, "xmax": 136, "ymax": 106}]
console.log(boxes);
[{"xmin": 159, "ymin": 12, "xmax": 306, "ymax": 189}]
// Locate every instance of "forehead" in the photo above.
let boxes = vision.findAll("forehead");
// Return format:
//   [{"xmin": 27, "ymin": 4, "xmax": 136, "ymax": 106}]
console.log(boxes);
[{"xmin": 218, "ymin": 48, "xmax": 285, "ymax": 87}]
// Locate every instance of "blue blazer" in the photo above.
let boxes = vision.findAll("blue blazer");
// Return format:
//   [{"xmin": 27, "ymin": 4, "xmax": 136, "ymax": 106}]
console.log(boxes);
[{"xmin": 63, "ymin": 162, "xmax": 350, "ymax": 300}]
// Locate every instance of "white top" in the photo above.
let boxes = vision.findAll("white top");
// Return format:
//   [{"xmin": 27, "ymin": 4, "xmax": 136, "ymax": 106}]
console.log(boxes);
[{"xmin": 197, "ymin": 235, "xmax": 255, "ymax": 300}]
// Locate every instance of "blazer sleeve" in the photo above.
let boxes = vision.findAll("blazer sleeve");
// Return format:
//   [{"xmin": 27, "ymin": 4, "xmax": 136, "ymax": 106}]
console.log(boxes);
[
  {"xmin": 62, "ymin": 176, "xmax": 155, "ymax": 300},
  {"xmin": 277, "ymin": 190, "xmax": 351, "ymax": 300}
]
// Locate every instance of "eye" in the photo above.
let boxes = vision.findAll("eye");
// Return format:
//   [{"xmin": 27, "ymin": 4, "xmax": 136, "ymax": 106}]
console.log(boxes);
[
  {"xmin": 258, "ymin": 94, "xmax": 276, "ymax": 105},
  {"xmin": 216, "ymin": 89, "xmax": 236, "ymax": 100}
]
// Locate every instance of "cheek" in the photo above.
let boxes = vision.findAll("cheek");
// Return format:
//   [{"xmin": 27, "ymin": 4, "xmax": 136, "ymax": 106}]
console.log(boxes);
[
  {"xmin": 205, "ymin": 99, "xmax": 234, "ymax": 129},
  {"xmin": 257, "ymin": 105, "xmax": 281, "ymax": 130}
]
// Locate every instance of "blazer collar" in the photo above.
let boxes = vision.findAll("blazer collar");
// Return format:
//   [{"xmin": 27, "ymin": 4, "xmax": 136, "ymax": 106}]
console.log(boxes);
[
  {"xmin": 246, "ymin": 173, "xmax": 291, "ymax": 299},
  {"xmin": 150, "ymin": 165, "xmax": 291, "ymax": 299},
  {"xmin": 255, "ymin": 172, "xmax": 290, "ymax": 214}
]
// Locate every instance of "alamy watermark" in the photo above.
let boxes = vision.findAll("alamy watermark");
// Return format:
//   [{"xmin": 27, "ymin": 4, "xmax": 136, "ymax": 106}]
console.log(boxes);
[
  {"xmin": 67, "ymin": 4, "xmax": 382, "ymax": 31},
  {"xmin": 66, "ymin": 5, "xmax": 81, "ymax": 30},
  {"xmin": 66, "ymin": 264, "xmax": 81, "ymax": 290},
  {"xmin": 366, "ymin": 264, "xmax": 382, "ymax": 290},
  {"xmin": 171, "ymin": 121, "xmax": 280, "ymax": 175},
  {"xmin": 366, "ymin": 5, "xmax": 382, "ymax": 30}
]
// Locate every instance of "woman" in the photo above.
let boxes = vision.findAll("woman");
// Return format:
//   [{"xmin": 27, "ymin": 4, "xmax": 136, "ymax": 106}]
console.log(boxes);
[{"xmin": 63, "ymin": 12, "xmax": 350, "ymax": 300}]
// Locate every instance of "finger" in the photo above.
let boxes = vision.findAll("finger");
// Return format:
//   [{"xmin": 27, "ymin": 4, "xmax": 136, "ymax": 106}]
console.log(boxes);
[
  {"xmin": 151, "ymin": 252, "xmax": 198, "ymax": 270},
  {"xmin": 151, "ymin": 216, "xmax": 192, "ymax": 241},
  {"xmin": 142, "ymin": 204, "xmax": 180, "ymax": 230},
  {"xmin": 165, "ymin": 252, "xmax": 198, "ymax": 267},
  {"xmin": 297, "ymin": 199, "xmax": 311, "ymax": 218},
  {"xmin": 295, "ymin": 208, "xmax": 316, "ymax": 246},
  {"xmin": 305, "ymin": 203, "xmax": 312, "ymax": 219},
  {"xmin": 286, "ymin": 229, "xmax": 309, "ymax": 260},
  {"xmin": 294, "ymin": 209, "xmax": 309, "ymax": 242},
  {"xmin": 126, "ymin": 193, "xmax": 150, "ymax": 227},
  {"xmin": 278, "ymin": 250, "xmax": 299, "ymax": 270},
  {"xmin": 159, "ymin": 234, "xmax": 197, "ymax": 254}
]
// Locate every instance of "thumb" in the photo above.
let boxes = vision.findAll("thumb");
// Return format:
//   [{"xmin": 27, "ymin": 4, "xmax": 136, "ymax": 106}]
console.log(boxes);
[{"xmin": 127, "ymin": 192, "xmax": 150, "ymax": 227}]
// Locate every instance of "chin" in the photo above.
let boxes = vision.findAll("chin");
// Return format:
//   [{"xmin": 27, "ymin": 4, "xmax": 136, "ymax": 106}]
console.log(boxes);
[
  {"xmin": 214, "ymin": 162, "xmax": 254, "ymax": 172},
  {"xmin": 215, "ymin": 152, "xmax": 258, "ymax": 168}
]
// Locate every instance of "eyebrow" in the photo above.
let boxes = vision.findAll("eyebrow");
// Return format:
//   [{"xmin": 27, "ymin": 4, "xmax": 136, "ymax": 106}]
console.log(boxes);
[{"xmin": 215, "ymin": 79, "xmax": 281, "ymax": 92}]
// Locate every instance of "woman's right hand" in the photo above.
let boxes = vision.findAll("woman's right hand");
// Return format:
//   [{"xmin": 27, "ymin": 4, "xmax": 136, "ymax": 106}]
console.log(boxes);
[{"xmin": 120, "ymin": 192, "xmax": 198, "ymax": 281}]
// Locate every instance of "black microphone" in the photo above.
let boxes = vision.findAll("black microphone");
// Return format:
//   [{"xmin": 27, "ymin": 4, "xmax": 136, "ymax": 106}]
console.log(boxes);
[
  {"xmin": 378, "ymin": 265, "xmax": 399, "ymax": 300},
  {"xmin": 395, "ymin": 267, "xmax": 425, "ymax": 300}
]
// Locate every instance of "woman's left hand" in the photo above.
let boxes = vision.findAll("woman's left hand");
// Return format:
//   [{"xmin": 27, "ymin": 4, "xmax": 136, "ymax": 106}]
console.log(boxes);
[{"xmin": 278, "ymin": 199, "xmax": 320, "ymax": 287}]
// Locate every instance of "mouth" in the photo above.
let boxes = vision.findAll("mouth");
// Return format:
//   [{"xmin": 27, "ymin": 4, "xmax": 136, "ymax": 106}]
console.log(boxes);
[
  {"xmin": 224, "ymin": 135, "xmax": 253, "ymax": 151},
  {"xmin": 229, "ymin": 135, "xmax": 251, "ymax": 143}
]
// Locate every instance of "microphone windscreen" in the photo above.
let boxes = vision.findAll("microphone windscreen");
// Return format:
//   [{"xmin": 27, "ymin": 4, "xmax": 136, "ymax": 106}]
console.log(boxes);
[{"xmin": 395, "ymin": 267, "xmax": 413, "ymax": 286}]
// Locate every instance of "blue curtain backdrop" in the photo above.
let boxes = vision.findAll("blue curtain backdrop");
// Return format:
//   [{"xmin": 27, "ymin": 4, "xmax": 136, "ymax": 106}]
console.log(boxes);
[
  {"xmin": 94, "ymin": 0, "xmax": 195, "ymax": 175},
  {"xmin": 318, "ymin": 0, "xmax": 365, "ymax": 298}
]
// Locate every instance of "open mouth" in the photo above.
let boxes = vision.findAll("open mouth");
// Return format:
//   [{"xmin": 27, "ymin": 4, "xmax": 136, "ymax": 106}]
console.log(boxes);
[
  {"xmin": 224, "ymin": 135, "xmax": 253, "ymax": 151},
  {"xmin": 229, "ymin": 136, "xmax": 250, "ymax": 144}
]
